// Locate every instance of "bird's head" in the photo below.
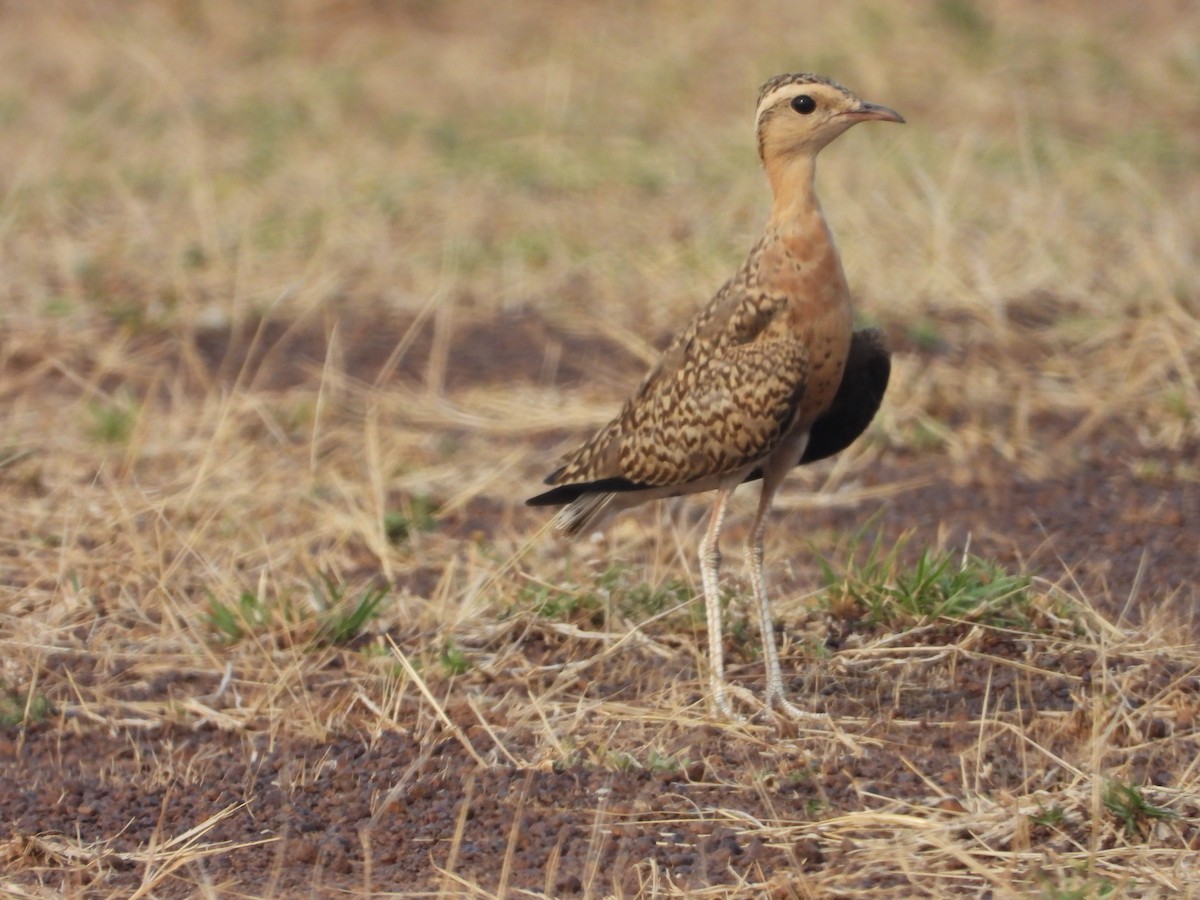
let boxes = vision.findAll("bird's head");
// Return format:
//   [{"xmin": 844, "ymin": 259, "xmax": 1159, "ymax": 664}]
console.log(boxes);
[{"xmin": 755, "ymin": 73, "xmax": 904, "ymax": 164}]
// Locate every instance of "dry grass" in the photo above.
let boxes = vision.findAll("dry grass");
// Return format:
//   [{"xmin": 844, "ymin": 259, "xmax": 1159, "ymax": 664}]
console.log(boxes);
[{"xmin": 2, "ymin": 0, "xmax": 1198, "ymax": 896}]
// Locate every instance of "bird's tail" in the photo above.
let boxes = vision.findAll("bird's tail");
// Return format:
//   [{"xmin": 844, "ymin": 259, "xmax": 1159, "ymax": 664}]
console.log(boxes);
[{"xmin": 552, "ymin": 492, "xmax": 616, "ymax": 537}]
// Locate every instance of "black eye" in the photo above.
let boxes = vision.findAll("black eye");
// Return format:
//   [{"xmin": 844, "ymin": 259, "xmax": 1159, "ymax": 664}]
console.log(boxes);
[{"xmin": 790, "ymin": 94, "xmax": 816, "ymax": 115}]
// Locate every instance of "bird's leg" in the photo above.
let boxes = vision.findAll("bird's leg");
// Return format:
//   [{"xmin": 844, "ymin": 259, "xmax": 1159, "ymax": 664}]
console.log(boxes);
[
  {"xmin": 745, "ymin": 442, "xmax": 826, "ymax": 722},
  {"xmin": 700, "ymin": 485, "xmax": 737, "ymax": 718}
]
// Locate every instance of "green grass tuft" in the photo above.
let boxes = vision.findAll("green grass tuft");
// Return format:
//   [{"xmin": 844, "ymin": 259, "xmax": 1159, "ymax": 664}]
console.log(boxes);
[
  {"xmin": 206, "ymin": 591, "xmax": 272, "ymax": 643},
  {"xmin": 0, "ymin": 685, "xmax": 51, "ymax": 727},
  {"xmin": 1030, "ymin": 804, "xmax": 1065, "ymax": 828},
  {"xmin": 1039, "ymin": 876, "xmax": 1118, "ymax": 900},
  {"xmin": 87, "ymin": 394, "xmax": 138, "ymax": 445},
  {"xmin": 206, "ymin": 579, "xmax": 388, "ymax": 646},
  {"xmin": 821, "ymin": 533, "xmax": 1033, "ymax": 629},
  {"xmin": 1103, "ymin": 780, "xmax": 1176, "ymax": 839},
  {"xmin": 313, "ymin": 578, "xmax": 390, "ymax": 645},
  {"xmin": 517, "ymin": 564, "xmax": 697, "ymax": 631},
  {"xmin": 440, "ymin": 639, "xmax": 471, "ymax": 676}
]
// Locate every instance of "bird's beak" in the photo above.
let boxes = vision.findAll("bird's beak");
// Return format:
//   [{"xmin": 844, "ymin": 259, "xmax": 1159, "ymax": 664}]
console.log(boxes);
[{"xmin": 844, "ymin": 101, "xmax": 905, "ymax": 124}]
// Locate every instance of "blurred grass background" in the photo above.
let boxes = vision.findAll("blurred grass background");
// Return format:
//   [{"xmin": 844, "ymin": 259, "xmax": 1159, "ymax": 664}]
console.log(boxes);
[{"xmin": 3, "ymin": 0, "xmax": 1196, "ymax": 449}]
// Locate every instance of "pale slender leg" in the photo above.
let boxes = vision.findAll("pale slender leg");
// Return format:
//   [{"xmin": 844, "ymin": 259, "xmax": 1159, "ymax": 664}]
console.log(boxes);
[
  {"xmin": 745, "ymin": 441, "xmax": 826, "ymax": 722},
  {"xmin": 700, "ymin": 486, "xmax": 736, "ymax": 718}
]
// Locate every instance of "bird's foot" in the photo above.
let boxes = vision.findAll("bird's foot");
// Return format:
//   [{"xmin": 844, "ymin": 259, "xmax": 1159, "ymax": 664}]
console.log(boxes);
[
  {"xmin": 763, "ymin": 692, "xmax": 865, "ymax": 752},
  {"xmin": 764, "ymin": 691, "xmax": 829, "ymax": 725},
  {"xmin": 709, "ymin": 681, "xmax": 762, "ymax": 722}
]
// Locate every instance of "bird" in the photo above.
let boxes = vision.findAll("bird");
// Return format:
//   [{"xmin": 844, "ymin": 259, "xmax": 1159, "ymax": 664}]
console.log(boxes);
[{"xmin": 527, "ymin": 73, "xmax": 902, "ymax": 720}]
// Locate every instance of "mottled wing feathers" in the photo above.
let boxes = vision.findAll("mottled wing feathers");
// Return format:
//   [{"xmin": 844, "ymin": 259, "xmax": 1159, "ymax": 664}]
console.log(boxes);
[
  {"xmin": 622, "ymin": 338, "xmax": 810, "ymax": 485},
  {"xmin": 543, "ymin": 336, "xmax": 810, "ymax": 491},
  {"xmin": 530, "ymin": 327, "xmax": 890, "ymax": 508},
  {"xmin": 539, "ymin": 246, "xmax": 800, "ymax": 492}
]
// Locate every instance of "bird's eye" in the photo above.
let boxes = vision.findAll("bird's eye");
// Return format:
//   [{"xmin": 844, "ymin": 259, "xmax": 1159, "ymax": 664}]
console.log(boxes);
[{"xmin": 790, "ymin": 94, "xmax": 816, "ymax": 115}]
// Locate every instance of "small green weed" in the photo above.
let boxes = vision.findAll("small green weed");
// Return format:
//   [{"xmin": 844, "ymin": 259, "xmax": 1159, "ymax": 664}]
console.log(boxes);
[
  {"xmin": 522, "ymin": 582, "xmax": 605, "ymax": 624},
  {"xmin": 1039, "ymin": 874, "xmax": 1118, "ymax": 900},
  {"xmin": 551, "ymin": 747, "xmax": 589, "ymax": 774},
  {"xmin": 593, "ymin": 746, "xmax": 689, "ymax": 775},
  {"xmin": 607, "ymin": 565, "xmax": 699, "ymax": 623},
  {"xmin": 783, "ymin": 766, "xmax": 817, "ymax": 789},
  {"xmin": 1103, "ymin": 780, "xmax": 1175, "ymax": 838},
  {"xmin": 645, "ymin": 750, "xmax": 691, "ymax": 775},
  {"xmin": 384, "ymin": 495, "xmax": 439, "ymax": 543},
  {"xmin": 1162, "ymin": 389, "xmax": 1191, "ymax": 422},
  {"xmin": 206, "ymin": 591, "xmax": 273, "ymax": 642},
  {"xmin": 904, "ymin": 418, "xmax": 949, "ymax": 452},
  {"xmin": 87, "ymin": 394, "xmax": 138, "ymax": 445},
  {"xmin": 1030, "ymin": 804, "xmax": 1065, "ymax": 828},
  {"xmin": 519, "ymin": 564, "xmax": 623, "ymax": 624},
  {"xmin": 440, "ymin": 640, "xmax": 471, "ymax": 676},
  {"xmin": 820, "ymin": 533, "xmax": 1033, "ymax": 628},
  {"xmin": 906, "ymin": 317, "xmax": 944, "ymax": 352},
  {"xmin": 206, "ymin": 580, "xmax": 388, "ymax": 646},
  {"xmin": 361, "ymin": 643, "xmax": 391, "ymax": 661},
  {"xmin": 520, "ymin": 565, "xmax": 698, "ymax": 630},
  {"xmin": 313, "ymin": 578, "xmax": 389, "ymax": 645},
  {"xmin": 603, "ymin": 749, "xmax": 641, "ymax": 773},
  {"xmin": 0, "ymin": 686, "xmax": 51, "ymax": 727},
  {"xmin": 622, "ymin": 577, "xmax": 692, "ymax": 619}
]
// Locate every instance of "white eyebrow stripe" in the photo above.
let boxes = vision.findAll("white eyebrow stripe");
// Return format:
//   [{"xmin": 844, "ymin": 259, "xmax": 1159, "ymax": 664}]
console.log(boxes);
[{"xmin": 755, "ymin": 86, "xmax": 801, "ymax": 121}]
